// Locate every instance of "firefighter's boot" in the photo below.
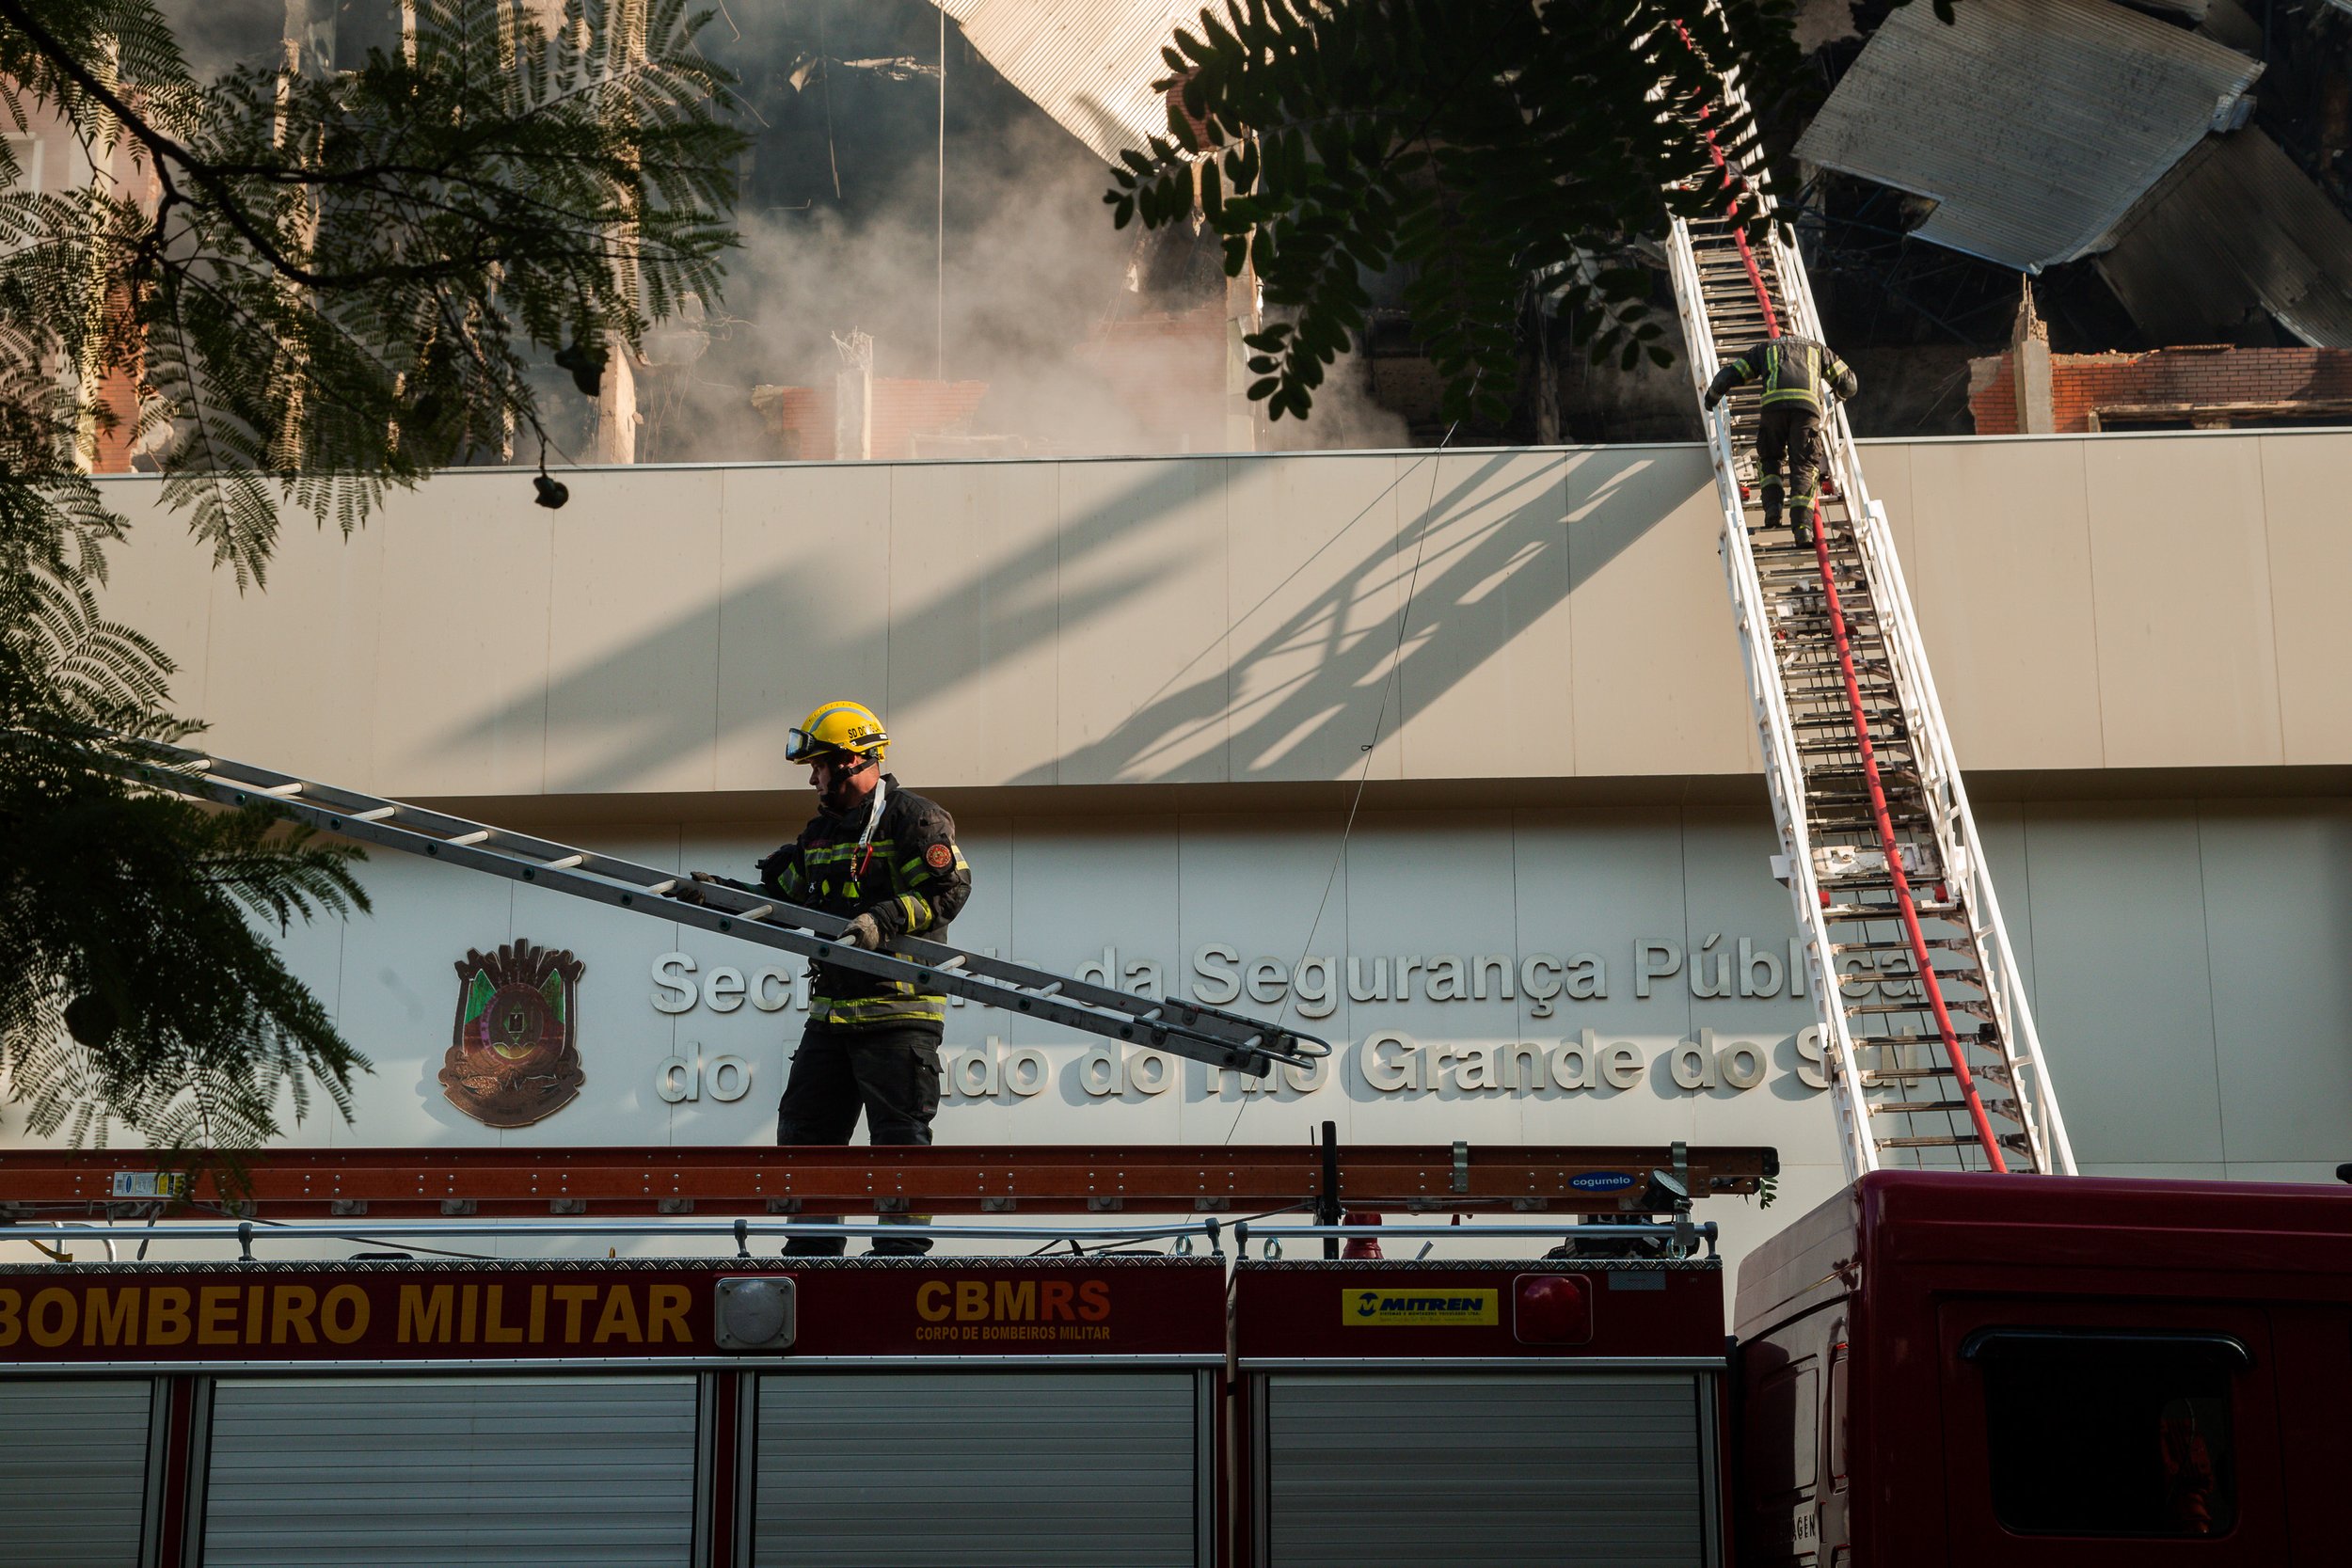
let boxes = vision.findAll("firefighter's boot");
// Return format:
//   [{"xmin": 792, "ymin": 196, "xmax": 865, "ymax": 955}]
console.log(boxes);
[
  {"xmin": 868, "ymin": 1211, "xmax": 932, "ymax": 1257},
  {"xmin": 783, "ymin": 1214, "xmax": 848, "ymax": 1258}
]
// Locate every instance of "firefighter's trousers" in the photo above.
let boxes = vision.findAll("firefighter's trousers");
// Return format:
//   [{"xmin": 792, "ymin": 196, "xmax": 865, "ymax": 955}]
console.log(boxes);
[
  {"xmin": 777, "ymin": 1021, "xmax": 943, "ymax": 1256},
  {"xmin": 1756, "ymin": 404, "xmax": 1825, "ymax": 530}
]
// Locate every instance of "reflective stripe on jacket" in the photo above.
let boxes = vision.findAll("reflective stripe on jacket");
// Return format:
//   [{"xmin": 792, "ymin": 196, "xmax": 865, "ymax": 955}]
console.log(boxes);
[
  {"xmin": 754, "ymin": 776, "xmax": 972, "ymax": 1029},
  {"xmin": 1715, "ymin": 335, "xmax": 1857, "ymax": 410}
]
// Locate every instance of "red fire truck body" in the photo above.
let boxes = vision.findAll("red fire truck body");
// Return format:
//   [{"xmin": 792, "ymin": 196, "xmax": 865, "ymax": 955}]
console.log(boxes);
[
  {"xmin": 8, "ymin": 1152, "xmax": 2351, "ymax": 1566},
  {"xmin": 1733, "ymin": 1171, "xmax": 2352, "ymax": 1567}
]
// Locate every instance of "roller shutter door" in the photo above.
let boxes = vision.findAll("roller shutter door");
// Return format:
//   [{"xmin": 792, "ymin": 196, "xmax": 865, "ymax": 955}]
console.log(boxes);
[
  {"xmin": 202, "ymin": 1375, "xmax": 697, "ymax": 1567},
  {"xmin": 755, "ymin": 1371, "xmax": 1202, "ymax": 1567},
  {"xmin": 1263, "ymin": 1372, "xmax": 1712, "ymax": 1567},
  {"xmin": 0, "ymin": 1378, "xmax": 152, "ymax": 1568}
]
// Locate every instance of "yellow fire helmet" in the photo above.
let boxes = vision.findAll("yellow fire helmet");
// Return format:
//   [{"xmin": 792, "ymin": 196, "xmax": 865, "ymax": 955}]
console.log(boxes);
[{"xmin": 786, "ymin": 699, "xmax": 889, "ymax": 765}]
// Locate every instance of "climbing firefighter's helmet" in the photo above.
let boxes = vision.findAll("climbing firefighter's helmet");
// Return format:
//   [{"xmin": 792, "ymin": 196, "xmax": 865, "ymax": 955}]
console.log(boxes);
[{"xmin": 787, "ymin": 700, "xmax": 889, "ymax": 765}]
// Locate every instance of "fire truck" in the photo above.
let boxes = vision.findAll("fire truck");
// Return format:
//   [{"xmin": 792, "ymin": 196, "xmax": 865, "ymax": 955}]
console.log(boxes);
[
  {"xmin": 0, "ymin": 1138, "xmax": 1751, "ymax": 1568},
  {"xmin": 4, "ymin": 1146, "xmax": 2346, "ymax": 1566},
  {"xmin": 1735, "ymin": 1169, "xmax": 2352, "ymax": 1566}
]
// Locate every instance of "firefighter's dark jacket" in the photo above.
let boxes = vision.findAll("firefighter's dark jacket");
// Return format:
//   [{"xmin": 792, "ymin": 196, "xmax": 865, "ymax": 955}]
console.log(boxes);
[
  {"xmin": 1704, "ymin": 335, "xmax": 1858, "ymax": 411},
  {"xmin": 743, "ymin": 776, "xmax": 971, "ymax": 1029}
]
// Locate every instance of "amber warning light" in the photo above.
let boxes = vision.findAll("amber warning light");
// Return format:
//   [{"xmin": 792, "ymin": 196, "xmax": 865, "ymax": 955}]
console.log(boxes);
[{"xmin": 1513, "ymin": 1275, "xmax": 1594, "ymax": 1346}]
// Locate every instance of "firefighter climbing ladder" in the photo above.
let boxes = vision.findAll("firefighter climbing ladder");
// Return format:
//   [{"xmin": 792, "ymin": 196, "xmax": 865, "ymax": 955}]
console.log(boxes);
[
  {"xmin": 103, "ymin": 740, "xmax": 1327, "ymax": 1077},
  {"xmin": 1662, "ymin": 62, "xmax": 2075, "ymax": 1179}
]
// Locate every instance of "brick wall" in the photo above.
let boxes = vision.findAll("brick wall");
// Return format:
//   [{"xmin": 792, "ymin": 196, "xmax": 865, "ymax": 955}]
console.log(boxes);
[
  {"xmin": 1970, "ymin": 344, "xmax": 2352, "ymax": 433},
  {"xmin": 1075, "ymin": 304, "xmax": 1226, "ymax": 451},
  {"xmin": 1966, "ymin": 355, "xmax": 2020, "ymax": 436},
  {"xmin": 755, "ymin": 378, "xmax": 990, "ymax": 460},
  {"xmin": 755, "ymin": 385, "xmax": 830, "ymax": 460}
]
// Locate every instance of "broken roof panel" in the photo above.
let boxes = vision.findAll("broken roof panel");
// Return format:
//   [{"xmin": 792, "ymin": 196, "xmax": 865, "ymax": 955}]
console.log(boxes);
[
  {"xmin": 937, "ymin": 0, "xmax": 1201, "ymax": 166},
  {"xmin": 2098, "ymin": 129, "xmax": 2352, "ymax": 349},
  {"xmin": 1794, "ymin": 0, "xmax": 2262, "ymax": 271}
]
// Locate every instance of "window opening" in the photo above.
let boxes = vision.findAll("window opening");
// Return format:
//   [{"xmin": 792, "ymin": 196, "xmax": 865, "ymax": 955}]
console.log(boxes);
[{"xmin": 1963, "ymin": 1330, "xmax": 2247, "ymax": 1539}]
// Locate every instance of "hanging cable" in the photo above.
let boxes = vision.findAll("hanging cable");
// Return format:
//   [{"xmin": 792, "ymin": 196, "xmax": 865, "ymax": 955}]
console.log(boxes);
[{"xmin": 1218, "ymin": 409, "xmax": 1467, "ymax": 1146}]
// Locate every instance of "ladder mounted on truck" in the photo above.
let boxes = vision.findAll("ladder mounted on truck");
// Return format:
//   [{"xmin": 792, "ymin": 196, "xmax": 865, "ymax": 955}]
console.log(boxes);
[
  {"xmin": 1661, "ymin": 45, "xmax": 2075, "ymax": 1180},
  {"xmin": 102, "ymin": 739, "xmax": 1328, "ymax": 1077},
  {"xmin": 2, "ymin": 1137, "xmax": 1769, "ymax": 1262},
  {"xmin": 0, "ymin": 1141, "xmax": 1779, "ymax": 1221}
]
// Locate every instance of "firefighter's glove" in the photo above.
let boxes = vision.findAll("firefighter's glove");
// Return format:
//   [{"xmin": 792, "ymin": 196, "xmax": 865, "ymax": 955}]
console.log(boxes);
[
  {"xmin": 836, "ymin": 911, "xmax": 883, "ymax": 949},
  {"xmin": 671, "ymin": 872, "xmax": 715, "ymax": 906},
  {"xmin": 1702, "ymin": 388, "xmax": 1722, "ymax": 412}
]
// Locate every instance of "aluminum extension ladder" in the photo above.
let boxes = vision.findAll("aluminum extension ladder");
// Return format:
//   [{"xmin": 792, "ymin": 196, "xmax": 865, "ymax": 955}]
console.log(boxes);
[
  {"xmin": 1661, "ymin": 64, "xmax": 2075, "ymax": 1179},
  {"xmin": 109, "ymin": 740, "xmax": 1328, "ymax": 1077}
]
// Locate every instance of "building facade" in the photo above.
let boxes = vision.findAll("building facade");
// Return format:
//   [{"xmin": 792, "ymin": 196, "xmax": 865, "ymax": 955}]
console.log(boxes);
[{"xmin": 12, "ymin": 430, "xmax": 2350, "ymax": 1268}]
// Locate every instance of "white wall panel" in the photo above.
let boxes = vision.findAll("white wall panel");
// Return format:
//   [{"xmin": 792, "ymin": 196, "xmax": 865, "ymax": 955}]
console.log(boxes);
[
  {"xmin": 1223, "ymin": 454, "xmax": 1406, "ymax": 783},
  {"xmin": 2258, "ymin": 433, "xmax": 2352, "ymax": 766},
  {"xmin": 1054, "ymin": 460, "xmax": 1229, "ymax": 784},
  {"xmin": 1905, "ymin": 438, "xmax": 2105, "ymax": 771},
  {"xmin": 372, "ymin": 485, "xmax": 555, "ymax": 798},
  {"xmin": 2081, "ymin": 436, "xmax": 2283, "ymax": 768},
  {"xmin": 1564, "ymin": 448, "xmax": 1755, "ymax": 777},
  {"xmin": 714, "ymin": 465, "xmax": 894, "ymax": 793},
  {"xmin": 542, "ymin": 469, "xmax": 726, "ymax": 795},
  {"xmin": 1508, "ymin": 808, "xmax": 1694, "ymax": 1154},
  {"xmin": 76, "ymin": 435, "xmax": 2352, "ymax": 796},
  {"xmin": 884, "ymin": 461, "xmax": 1061, "ymax": 788},
  {"xmin": 1341, "ymin": 812, "xmax": 1526, "ymax": 1147},
  {"xmin": 200, "ymin": 515, "xmax": 387, "ymax": 787},
  {"xmin": 1172, "ymin": 812, "xmax": 1359, "ymax": 1144},
  {"xmin": 2197, "ymin": 802, "xmax": 2352, "ymax": 1164},
  {"xmin": 1393, "ymin": 451, "xmax": 1575, "ymax": 781},
  {"xmin": 2023, "ymin": 803, "xmax": 2225, "ymax": 1165}
]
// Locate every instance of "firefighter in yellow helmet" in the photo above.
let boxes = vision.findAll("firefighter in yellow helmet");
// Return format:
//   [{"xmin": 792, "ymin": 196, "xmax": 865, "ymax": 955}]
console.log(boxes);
[{"xmin": 691, "ymin": 700, "xmax": 970, "ymax": 1255}]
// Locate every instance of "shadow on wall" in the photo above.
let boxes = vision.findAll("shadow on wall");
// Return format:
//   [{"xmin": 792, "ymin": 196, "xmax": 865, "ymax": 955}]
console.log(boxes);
[
  {"xmin": 437, "ymin": 451, "xmax": 1694, "ymax": 791},
  {"xmin": 1068, "ymin": 451, "xmax": 1688, "ymax": 784}
]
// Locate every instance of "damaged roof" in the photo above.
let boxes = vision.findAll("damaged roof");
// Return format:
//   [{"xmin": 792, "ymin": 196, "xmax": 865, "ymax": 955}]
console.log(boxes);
[
  {"xmin": 1793, "ymin": 0, "xmax": 2262, "ymax": 272},
  {"xmin": 935, "ymin": 0, "xmax": 1200, "ymax": 166},
  {"xmin": 2098, "ymin": 129, "xmax": 2352, "ymax": 349}
]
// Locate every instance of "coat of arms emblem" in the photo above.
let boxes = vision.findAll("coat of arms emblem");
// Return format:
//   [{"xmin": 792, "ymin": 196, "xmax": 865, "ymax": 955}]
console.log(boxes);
[{"xmin": 439, "ymin": 941, "xmax": 587, "ymax": 1128}]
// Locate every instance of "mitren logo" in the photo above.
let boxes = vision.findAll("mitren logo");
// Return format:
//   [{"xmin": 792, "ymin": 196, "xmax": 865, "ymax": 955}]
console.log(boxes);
[
  {"xmin": 914, "ymin": 1277, "xmax": 1113, "ymax": 1343},
  {"xmin": 441, "ymin": 941, "xmax": 586, "ymax": 1128},
  {"xmin": 1344, "ymin": 1288, "xmax": 1500, "ymax": 1326}
]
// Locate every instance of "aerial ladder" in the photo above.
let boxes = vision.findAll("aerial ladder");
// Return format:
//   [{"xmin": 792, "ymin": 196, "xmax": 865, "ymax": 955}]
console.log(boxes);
[
  {"xmin": 1662, "ymin": 57, "xmax": 2076, "ymax": 1180},
  {"xmin": 99, "ymin": 739, "xmax": 1328, "ymax": 1080}
]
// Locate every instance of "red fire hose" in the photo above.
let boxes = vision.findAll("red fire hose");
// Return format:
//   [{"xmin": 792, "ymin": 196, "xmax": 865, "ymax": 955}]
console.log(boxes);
[{"xmin": 1677, "ymin": 30, "xmax": 2006, "ymax": 1170}]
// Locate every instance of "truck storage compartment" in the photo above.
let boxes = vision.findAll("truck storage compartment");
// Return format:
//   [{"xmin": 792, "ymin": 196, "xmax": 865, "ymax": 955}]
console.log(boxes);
[
  {"xmin": 201, "ymin": 1374, "xmax": 699, "ymax": 1567},
  {"xmin": 754, "ymin": 1370, "xmax": 1207, "ymax": 1567},
  {"xmin": 1261, "ymin": 1370, "xmax": 1712, "ymax": 1565},
  {"xmin": 0, "ymin": 1376, "xmax": 154, "ymax": 1568}
]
